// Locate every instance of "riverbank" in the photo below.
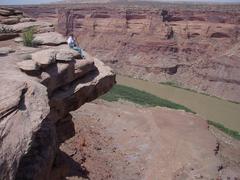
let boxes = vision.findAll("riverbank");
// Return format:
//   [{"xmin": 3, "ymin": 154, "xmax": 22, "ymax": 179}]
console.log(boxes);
[
  {"xmin": 101, "ymin": 83, "xmax": 240, "ymax": 140},
  {"xmin": 101, "ymin": 84, "xmax": 194, "ymax": 113},
  {"xmin": 116, "ymin": 75, "xmax": 240, "ymax": 132},
  {"xmin": 160, "ymin": 81, "xmax": 240, "ymax": 105}
]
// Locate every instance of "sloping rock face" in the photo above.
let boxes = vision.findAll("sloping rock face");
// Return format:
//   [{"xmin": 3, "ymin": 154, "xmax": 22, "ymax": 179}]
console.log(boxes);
[
  {"xmin": 0, "ymin": 8, "xmax": 115, "ymax": 180},
  {"xmin": 66, "ymin": 100, "xmax": 240, "ymax": 179},
  {"xmin": 52, "ymin": 3, "xmax": 240, "ymax": 102},
  {"xmin": 0, "ymin": 72, "xmax": 51, "ymax": 180}
]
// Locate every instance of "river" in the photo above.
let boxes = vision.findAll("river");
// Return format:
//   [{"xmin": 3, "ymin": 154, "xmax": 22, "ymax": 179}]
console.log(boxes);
[{"xmin": 117, "ymin": 75, "xmax": 240, "ymax": 132}]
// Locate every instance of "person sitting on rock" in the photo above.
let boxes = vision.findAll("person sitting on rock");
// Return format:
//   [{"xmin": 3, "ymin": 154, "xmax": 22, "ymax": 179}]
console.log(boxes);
[{"xmin": 67, "ymin": 34, "xmax": 85, "ymax": 59}]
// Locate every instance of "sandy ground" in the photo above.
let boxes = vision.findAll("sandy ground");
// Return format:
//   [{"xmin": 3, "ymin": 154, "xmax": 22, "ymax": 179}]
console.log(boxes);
[{"xmin": 60, "ymin": 100, "xmax": 240, "ymax": 180}]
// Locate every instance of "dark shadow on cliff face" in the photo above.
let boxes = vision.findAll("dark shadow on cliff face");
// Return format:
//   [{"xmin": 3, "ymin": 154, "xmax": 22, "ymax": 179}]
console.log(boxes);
[
  {"xmin": 51, "ymin": 150, "xmax": 89, "ymax": 180},
  {"xmin": 15, "ymin": 120, "xmax": 57, "ymax": 180}
]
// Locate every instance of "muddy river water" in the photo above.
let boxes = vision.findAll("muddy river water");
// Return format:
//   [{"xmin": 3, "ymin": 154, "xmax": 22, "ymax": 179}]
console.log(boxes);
[{"xmin": 117, "ymin": 75, "xmax": 240, "ymax": 132}]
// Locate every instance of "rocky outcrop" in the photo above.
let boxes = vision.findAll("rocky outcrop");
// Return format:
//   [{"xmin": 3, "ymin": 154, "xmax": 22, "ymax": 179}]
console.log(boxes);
[
  {"xmin": 33, "ymin": 32, "xmax": 66, "ymax": 46},
  {"xmin": 0, "ymin": 8, "xmax": 115, "ymax": 180},
  {"xmin": 9, "ymin": 21, "xmax": 54, "ymax": 33},
  {"xmin": 0, "ymin": 28, "xmax": 18, "ymax": 41},
  {"xmin": 0, "ymin": 74, "xmax": 51, "ymax": 180},
  {"xmin": 15, "ymin": 3, "xmax": 240, "ymax": 101},
  {"xmin": 0, "ymin": 8, "xmax": 22, "ymax": 17},
  {"xmin": 0, "ymin": 8, "xmax": 54, "ymax": 41}
]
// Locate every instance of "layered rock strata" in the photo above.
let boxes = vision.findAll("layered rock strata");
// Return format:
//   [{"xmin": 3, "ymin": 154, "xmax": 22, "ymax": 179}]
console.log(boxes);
[
  {"xmin": 54, "ymin": 4, "xmax": 240, "ymax": 102},
  {"xmin": 0, "ymin": 7, "xmax": 54, "ymax": 41},
  {"xmin": 0, "ymin": 8, "xmax": 115, "ymax": 180}
]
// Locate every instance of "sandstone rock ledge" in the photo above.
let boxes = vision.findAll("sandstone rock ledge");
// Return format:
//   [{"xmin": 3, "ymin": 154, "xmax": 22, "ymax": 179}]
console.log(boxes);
[{"xmin": 0, "ymin": 9, "xmax": 115, "ymax": 179}]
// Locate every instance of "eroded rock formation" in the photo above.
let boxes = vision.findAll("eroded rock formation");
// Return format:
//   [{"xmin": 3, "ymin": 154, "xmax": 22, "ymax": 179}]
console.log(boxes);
[
  {"xmin": 54, "ymin": 3, "xmax": 240, "ymax": 102},
  {"xmin": 0, "ymin": 8, "xmax": 115, "ymax": 180}
]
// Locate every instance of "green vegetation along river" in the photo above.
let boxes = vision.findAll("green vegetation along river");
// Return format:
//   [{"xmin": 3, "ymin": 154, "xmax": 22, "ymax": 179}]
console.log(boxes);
[{"xmin": 116, "ymin": 75, "xmax": 240, "ymax": 132}]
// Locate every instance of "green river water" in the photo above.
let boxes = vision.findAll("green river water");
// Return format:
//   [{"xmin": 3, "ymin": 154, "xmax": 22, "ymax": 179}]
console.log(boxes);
[{"xmin": 116, "ymin": 75, "xmax": 240, "ymax": 132}]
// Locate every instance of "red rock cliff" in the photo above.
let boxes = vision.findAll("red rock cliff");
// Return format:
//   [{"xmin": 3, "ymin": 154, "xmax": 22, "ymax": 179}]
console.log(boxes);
[{"xmin": 19, "ymin": 3, "xmax": 240, "ymax": 102}]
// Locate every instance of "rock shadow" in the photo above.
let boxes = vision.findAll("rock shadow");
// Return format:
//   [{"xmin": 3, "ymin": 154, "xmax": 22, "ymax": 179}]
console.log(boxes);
[{"xmin": 51, "ymin": 150, "xmax": 89, "ymax": 180}]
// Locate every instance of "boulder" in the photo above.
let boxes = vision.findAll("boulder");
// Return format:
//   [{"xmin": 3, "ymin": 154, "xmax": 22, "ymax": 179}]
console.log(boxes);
[
  {"xmin": 0, "ymin": 49, "xmax": 8, "ymax": 56},
  {"xmin": 31, "ymin": 49, "xmax": 57, "ymax": 67},
  {"xmin": 56, "ymin": 49, "xmax": 81, "ymax": 61},
  {"xmin": 33, "ymin": 32, "xmax": 66, "ymax": 46},
  {"xmin": 0, "ymin": 47, "xmax": 15, "ymax": 56},
  {"xmin": 17, "ymin": 60, "xmax": 39, "ymax": 71}
]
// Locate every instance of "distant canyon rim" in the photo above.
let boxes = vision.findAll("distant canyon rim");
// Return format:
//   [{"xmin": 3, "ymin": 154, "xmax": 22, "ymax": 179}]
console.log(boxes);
[{"xmin": 16, "ymin": 2, "xmax": 240, "ymax": 103}]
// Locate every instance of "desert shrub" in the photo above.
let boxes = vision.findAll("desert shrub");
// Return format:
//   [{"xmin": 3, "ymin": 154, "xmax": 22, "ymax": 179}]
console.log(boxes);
[{"xmin": 22, "ymin": 27, "xmax": 36, "ymax": 47}]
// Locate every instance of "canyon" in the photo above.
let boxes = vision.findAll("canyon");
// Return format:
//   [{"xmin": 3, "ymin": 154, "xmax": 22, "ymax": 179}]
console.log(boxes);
[
  {"xmin": 1, "ymin": 4, "xmax": 240, "ymax": 180},
  {"xmin": 16, "ymin": 2, "xmax": 240, "ymax": 102}
]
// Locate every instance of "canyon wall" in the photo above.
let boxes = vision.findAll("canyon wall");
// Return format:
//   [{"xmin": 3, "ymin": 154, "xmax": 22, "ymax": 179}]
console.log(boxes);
[
  {"xmin": 18, "ymin": 3, "xmax": 240, "ymax": 102},
  {"xmin": 56, "ymin": 4, "xmax": 240, "ymax": 102}
]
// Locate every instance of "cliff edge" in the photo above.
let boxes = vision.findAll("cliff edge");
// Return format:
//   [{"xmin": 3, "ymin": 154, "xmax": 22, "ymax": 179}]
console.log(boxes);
[{"xmin": 0, "ymin": 7, "xmax": 115, "ymax": 180}]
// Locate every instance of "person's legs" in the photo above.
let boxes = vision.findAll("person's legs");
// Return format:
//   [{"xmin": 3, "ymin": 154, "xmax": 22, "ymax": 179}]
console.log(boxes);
[{"xmin": 72, "ymin": 46, "xmax": 84, "ymax": 58}]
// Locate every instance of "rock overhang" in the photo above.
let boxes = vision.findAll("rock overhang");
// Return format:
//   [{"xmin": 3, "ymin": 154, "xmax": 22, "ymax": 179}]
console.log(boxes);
[{"xmin": 0, "ymin": 7, "xmax": 116, "ymax": 180}]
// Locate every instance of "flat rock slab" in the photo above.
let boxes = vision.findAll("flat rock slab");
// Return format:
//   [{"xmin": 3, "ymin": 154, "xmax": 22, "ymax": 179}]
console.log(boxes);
[
  {"xmin": 20, "ymin": 17, "xmax": 36, "ymax": 23},
  {"xmin": 0, "ymin": 33, "xmax": 18, "ymax": 41},
  {"xmin": 1, "ymin": 17, "xmax": 20, "ymax": 25},
  {"xmin": 10, "ymin": 21, "xmax": 53, "ymax": 33},
  {"xmin": 34, "ymin": 32, "xmax": 66, "ymax": 46},
  {"xmin": 56, "ymin": 49, "xmax": 81, "ymax": 61},
  {"xmin": 0, "ymin": 47, "xmax": 15, "ymax": 56},
  {"xmin": 32, "ymin": 49, "xmax": 56, "ymax": 67},
  {"xmin": 17, "ymin": 60, "xmax": 39, "ymax": 71}
]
